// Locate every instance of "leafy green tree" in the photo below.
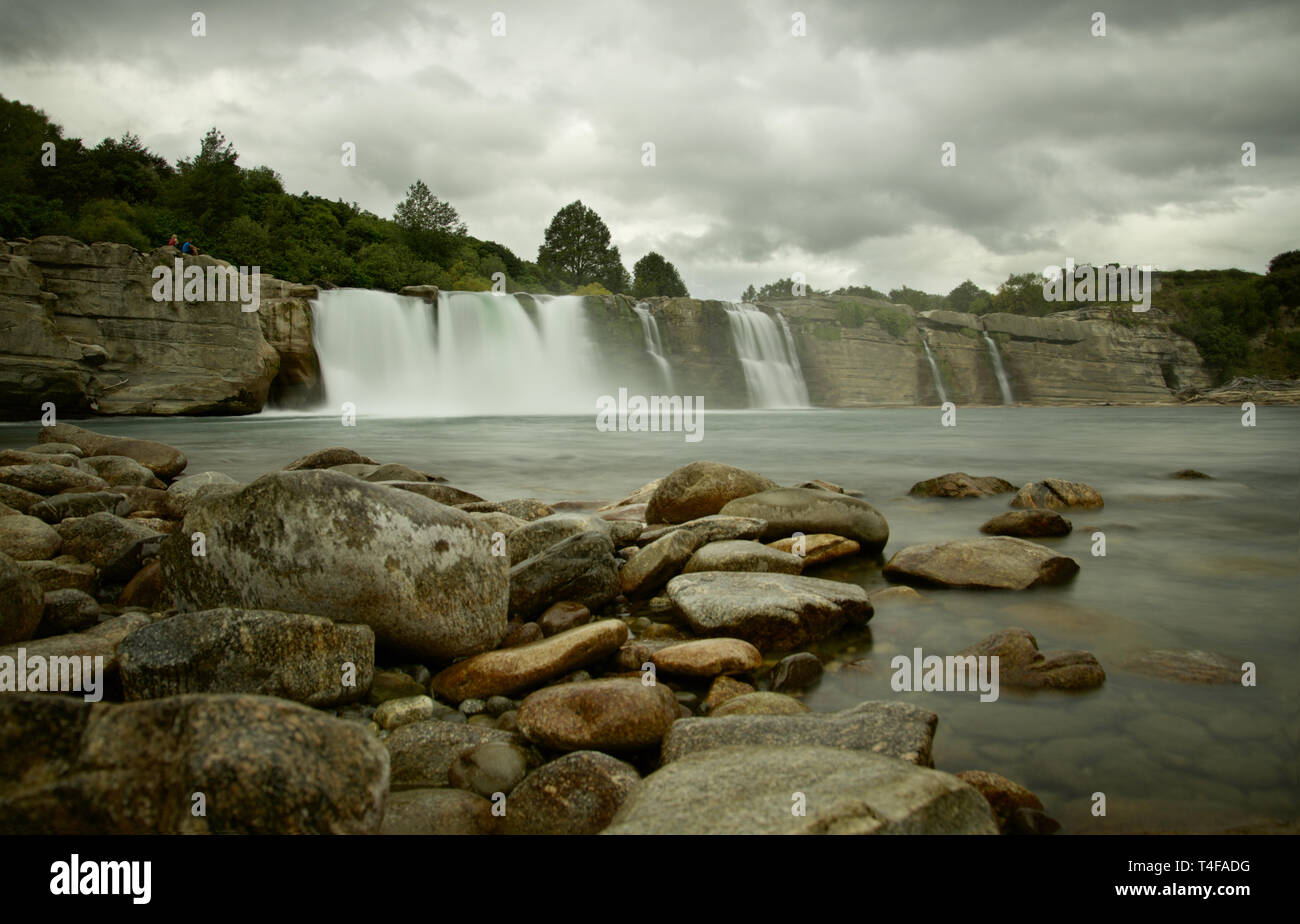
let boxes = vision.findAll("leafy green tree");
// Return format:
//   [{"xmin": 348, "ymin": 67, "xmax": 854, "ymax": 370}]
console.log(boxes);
[
  {"xmin": 741, "ymin": 284, "xmax": 757, "ymax": 302},
  {"xmin": 946, "ymin": 279, "xmax": 990, "ymax": 314},
  {"xmin": 537, "ymin": 200, "xmax": 623, "ymax": 287},
  {"xmin": 172, "ymin": 127, "xmax": 244, "ymax": 239},
  {"xmin": 832, "ymin": 283, "xmax": 888, "ymax": 300},
  {"xmin": 394, "ymin": 179, "xmax": 466, "ymax": 236},
  {"xmin": 632, "ymin": 251, "xmax": 688, "ymax": 297}
]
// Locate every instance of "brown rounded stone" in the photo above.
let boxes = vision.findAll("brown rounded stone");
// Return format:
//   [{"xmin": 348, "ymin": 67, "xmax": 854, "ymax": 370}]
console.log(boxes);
[
  {"xmin": 517, "ymin": 678, "xmax": 679, "ymax": 751},
  {"xmin": 650, "ymin": 638, "xmax": 762, "ymax": 677}
]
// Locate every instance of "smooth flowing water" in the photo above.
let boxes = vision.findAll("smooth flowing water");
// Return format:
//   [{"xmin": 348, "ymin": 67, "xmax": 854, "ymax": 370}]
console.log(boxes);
[
  {"xmin": 984, "ymin": 331, "xmax": 1016, "ymax": 405},
  {"xmin": 632, "ymin": 302, "xmax": 675, "ymax": 392},
  {"xmin": 921, "ymin": 335, "xmax": 949, "ymax": 404},
  {"xmin": 724, "ymin": 303, "xmax": 810, "ymax": 408},
  {"xmin": 3, "ymin": 407, "xmax": 1295, "ymax": 833}
]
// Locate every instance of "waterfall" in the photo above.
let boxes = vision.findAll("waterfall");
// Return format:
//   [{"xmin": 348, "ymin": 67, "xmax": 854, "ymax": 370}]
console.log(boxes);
[
  {"xmin": 920, "ymin": 333, "xmax": 948, "ymax": 404},
  {"xmin": 632, "ymin": 301, "xmax": 675, "ymax": 391},
  {"xmin": 982, "ymin": 331, "xmax": 1015, "ymax": 404},
  {"xmin": 776, "ymin": 310, "xmax": 807, "ymax": 383},
  {"xmin": 724, "ymin": 302, "xmax": 810, "ymax": 408},
  {"xmin": 312, "ymin": 288, "xmax": 605, "ymax": 416}
]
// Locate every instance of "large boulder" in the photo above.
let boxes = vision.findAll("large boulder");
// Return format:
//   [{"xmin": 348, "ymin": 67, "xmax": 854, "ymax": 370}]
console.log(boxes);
[
  {"xmin": 282, "ymin": 447, "xmax": 377, "ymax": 471},
  {"xmin": 619, "ymin": 528, "xmax": 700, "ymax": 597},
  {"xmin": 638, "ymin": 514, "xmax": 767, "ymax": 546},
  {"xmin": 666, "ymin": 572, "xmax": 873, "ymax": 650},
  {"xmin": 507, "ymin": 513, "xmax": 611, "ymax": 566},
  {"xmin": 603, "ymin": 746, "xmax": 998, "ymax": 834},
  {"xmin": 0, "ymin": 612, "xmax": 154, "ymax": 689},
  {"xmin": 118, "ymin": 609, "xmax": 375, "ymax": 707},
  {"xmin": 508, "ymin": 530, "xmax": 621, "ymax": 619},
  {"xmin": 0, "ymin": 693, "xmax": 389, "ymax": 833},
  {"xmin": 161, "ymin": 470, "xmax": 508, "ymax": 659},
  {"xmin": 683, "ymin": 539, "xmax": 803, "ymax": 575},
  {"xmin": 644, "ymin": 461, "xmax": 778, "ymax": 524},
  {"xmin": 719, "ymin": 487, "xmax": 889, "ymax": 552},
  {"xmin": 429, "ymin": 620, "xmax": 629, "ymax": 702},
  {"xmin": 28, "ymin": 491, "xmax": 127, "ymax": 524},
  {"xmin": 39, "ymin": 424, "xmax": 188, "ymax": 478},
  {"xmin": 0, "ymin": 463, "xmax": 108, "ymax": 495},
  {"xmin": 883, "ymin": 537, "xmax": 1079, "ymax": 590},
  {"xmin": 0, "ymin": 551, "xmax": 44, "ymax": 644},
  {"xmin": 77, "ymin": 455, "xmax": 163, "ymax": 488},
  {"xmin": 55, "ymin": 512, "xmax": 161, "ymax": 575},
  {"xmin": 661, "ymin": 700, "xmax": 938, "ymax": 766}
]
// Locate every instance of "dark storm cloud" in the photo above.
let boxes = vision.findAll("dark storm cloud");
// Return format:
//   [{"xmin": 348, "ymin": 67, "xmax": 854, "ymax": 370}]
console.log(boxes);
[{"xmin": 2, "ymin": 0, "xmax": 1297, "ymax": 298}]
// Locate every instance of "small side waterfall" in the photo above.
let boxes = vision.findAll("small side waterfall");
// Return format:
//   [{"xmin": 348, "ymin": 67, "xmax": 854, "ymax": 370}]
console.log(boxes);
[
  {"xmin": 724, "ymin": 302, "xmax": 810, "ymax": 408},
  {"xmin": 776, "ymin": 310, "xmax": 807, "ymax": 383},
  {"xmin": 982, "ymin": 331, "xmax": 1015, "ymax": 404},
  {"xmin": 632, "ymin": 301, "xmax": 675, "ymax": 391},
  {"xmin": 920, "ymin": 333, "xmax": 948, "ymax": 404}
]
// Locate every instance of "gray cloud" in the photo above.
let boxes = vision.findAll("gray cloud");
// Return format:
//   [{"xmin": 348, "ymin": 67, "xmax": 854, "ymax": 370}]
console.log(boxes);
[{"xmin": 2, "ymin": 0, "xmax": 1297, "ymax": 299}]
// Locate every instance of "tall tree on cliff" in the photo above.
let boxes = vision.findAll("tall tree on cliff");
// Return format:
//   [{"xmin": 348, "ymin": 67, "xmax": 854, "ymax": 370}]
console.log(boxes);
[
  {"xmin": 172, "ymin": 127, "xmax": 244, "ymax": 238},
  {"xmin": 538, "ymin": 200, "xmax": 629, "ymax": 293},
  {"xmin": 632, "ymin": 251, "xmax": 689, "ymax": 298}
]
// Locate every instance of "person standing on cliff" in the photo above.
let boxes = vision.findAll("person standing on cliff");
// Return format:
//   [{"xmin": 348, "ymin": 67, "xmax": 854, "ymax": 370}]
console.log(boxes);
[{"xmin": 167, "ymin": 234, "xmax": 178, "ymax": 248}]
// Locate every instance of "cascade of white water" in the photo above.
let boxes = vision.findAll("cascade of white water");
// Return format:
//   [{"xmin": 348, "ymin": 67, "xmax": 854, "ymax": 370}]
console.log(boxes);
[
  {"xmin": 920, "ymin": 333, "xmax": 949, "ymax": 404},
  {"xmin": 632, "ymin": 302, "xmax": 675, "ymax": 391},
  {"xmin": 723, "ymin": 302, "xmax": 810, "ymax": 408},
  {"xmin": 312, "ymin": 288, "xmax": 604, "ymax": 416},
  {"xmin": 982, "ymin": 331, "xmax": 1015, "ymax": 404}
]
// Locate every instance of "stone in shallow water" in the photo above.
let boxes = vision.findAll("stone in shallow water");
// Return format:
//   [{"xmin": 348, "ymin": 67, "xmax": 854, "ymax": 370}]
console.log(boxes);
[
  {"xmin": 0, "ymin": 693, "xmax": 388, "ymax": 833},
  {"xmin": 650, "ymin": 638, "xmax": 763, "ymax": 676},
  {"xmin": 683, "ymin": 539, "xmax": 802, "ymax": 575},
  {"xmin": 638, "ymin": 514, "xmax": 767, "ymax": 546},
  {"xmin": 644, "ymin": 461, "xmax": 778, "ymax": 525},
  {"xmin": 955, "ymin": 770, "xmax": 1052, "ymax": 833},
  {"xmin": 282, "ymin": 447, "xmax": 377, "ymax": 470},
  {"xmin": 161, "ymin": 469, "xmax": 508, "ymax": 659},
  {"xmin": 771, "ymin": 651, "xmax": 823, "ymax": 692},
  {"xmin": 1120, "ymin": 649, "xmax": 1243, "ymax": 684},
  {"xmin": 720, "ymin": 487, "xmax": 890, "ymax": 552},
  {"xmin": 1010, "ymin": 478, "xmax": 1104, "ymax": 510},
  {"xmin": 503, "ymin": 750, "xmax": 640, "ymax": 835},
  {"xmin": 908, "ymin": 472, "xmax": 1015, "ymax": 498},
  {"xmin": 666, "ymin": 571, "xmax": 873, "ymax": 650},
  {"xmin": 979, "ymin": 509, "xmax": 1072, "ymax": 538},
  {"xmin": 381, "ymin": 788, "xmax": 497, "ymax": 835},
  {"xmin": 956, "ymin": 627, "xmax": 1105, "ymax": 690},
  {"xmin": 430, "ymin": 619, "xmax": 629, "ymax": 702},
  {"xmin": 516, "ymin": 678, "xmax": 679, "ymax": 751},
  {"xmin": 603, "ymin": 745, "xmax": 998, "ymax": 835},
  {"xmin": 767, "ymin": 532, "xmax": 860, "ymax": 567},
  {"xmin": 662, "ymin": 700, "xmax": 938, "ymax": 766},
  {"xmin": 883, "ymin": 536, "xmax": 1079, "ymax": 590},
  {"xmin": 118, "ymin": 608, "xmax": 374, "ymax": 707}
]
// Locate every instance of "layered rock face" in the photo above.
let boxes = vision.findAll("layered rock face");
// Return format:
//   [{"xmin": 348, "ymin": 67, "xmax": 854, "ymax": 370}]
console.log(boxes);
[{"xmin": 0, "ymin": 236, "xmax": 319, "ymax": 420}]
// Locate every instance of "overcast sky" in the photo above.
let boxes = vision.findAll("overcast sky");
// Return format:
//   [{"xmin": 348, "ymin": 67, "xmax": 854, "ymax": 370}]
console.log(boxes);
[{"xmin": 3, "ymin": 0, "xmax": 1297, "ymax": 299}]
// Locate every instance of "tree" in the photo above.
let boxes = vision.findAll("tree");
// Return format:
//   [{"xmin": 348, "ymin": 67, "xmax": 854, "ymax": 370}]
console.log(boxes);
[
  {"xmin": 394, "ymin": 179, "xmax": 467, "ymax": 235},
  {"xmin": 632, "ymin": 251, "xmax": 688, "ymax": 298},
  {"xmin": 172, "ymin": 127, "xmax": 244, "ymax": 238},
  {"xmin": 741, "ymin": 284, "xmax": 757, "ymax": 302},
  {"xmin": 537, "ymin": 200, "xmax": 623, "ymax": 287},
  {"xmin": 947, "ymin": 279, "xmax": 989, "ymax": 314}
]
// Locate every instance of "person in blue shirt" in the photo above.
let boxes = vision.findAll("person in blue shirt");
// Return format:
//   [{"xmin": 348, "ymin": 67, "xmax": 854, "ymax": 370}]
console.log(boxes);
[{"xmin": 181, "ymin": 240, "xmax": 201, "ymax": 256}]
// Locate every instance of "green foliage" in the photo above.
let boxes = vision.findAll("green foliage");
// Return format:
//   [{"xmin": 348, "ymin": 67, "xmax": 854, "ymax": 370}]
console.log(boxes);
[
  {"xmin": 833, "ymin": 283, "xmax": 888, "ymax": 300},
  {"xmin": 574, "ymin": 281, "xmax": 612, "ymax": 296},
  {"xmin": 865, "ymin": 304, "xmax": 912, "ymax": 338},
  {"xmin": 632, "ymin": 251, "xmax": 688, "ymax": 298},
  {"xmin": 536, "ymin": 201, "xmax": 630, "ymax": 293},
  {"xmin": 838, "ymin": 304, "xmax": 867, "ymax": 327},
  {"xmin": 947, "ymin": 279, "xmax": 990, "ymax": 314},
  {"xmin": 887, "ymin": 286, "xmax": 945, "ymax": 311},
  {"xmin": 394, "ymin": 179, "xmax": 467, "ymax": 237},
  {"xmin": 741, "ymin": 284, "xmax": 757, "ymax": 302}
]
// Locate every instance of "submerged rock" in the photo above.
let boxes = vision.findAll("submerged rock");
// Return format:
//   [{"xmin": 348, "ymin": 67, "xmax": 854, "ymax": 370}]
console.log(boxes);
[
  {"xmin": 1120, "ymin": 649, "xmax": 1243, "ymax": 684},
  {"xmin": 883, "ymin": 536, "xmax": 1079, "ymax": 589},
  {"xmin": 909, "ymin": 472, "xmax": 1015, "ymax": 498},
  {"xmin": 979, "ymin": 509, "xmax": 1072, "ymax": 538},
  {"xmin": 161, "ymin": 469, "xmax": 508, "ymax": 659},
  {"xmin": 1010, "ymin": 478, "xmax": 1104, "ymax": 510},
  {"xmin": 956, "ymin": 627, "xmax": 1105, "ymax": 690},
  {"xmin": 666, "ymin": 571, "xmax": 873, "ymax": 650},
  {"xmin": 604, "ymin": 746, "xmax": 997, "ymax": 834}
]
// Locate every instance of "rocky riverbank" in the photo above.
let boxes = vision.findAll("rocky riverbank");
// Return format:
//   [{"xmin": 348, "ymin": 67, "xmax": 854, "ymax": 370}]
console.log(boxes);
[{"xmin": 0, "ymin": 424, "xmax": 1255, "ymax": 834}]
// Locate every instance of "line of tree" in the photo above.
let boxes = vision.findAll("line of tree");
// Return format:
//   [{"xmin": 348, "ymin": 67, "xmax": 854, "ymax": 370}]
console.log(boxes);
[{"xmin": 0, "ymin": 95, "xmax": 691, "ymax": 298}]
